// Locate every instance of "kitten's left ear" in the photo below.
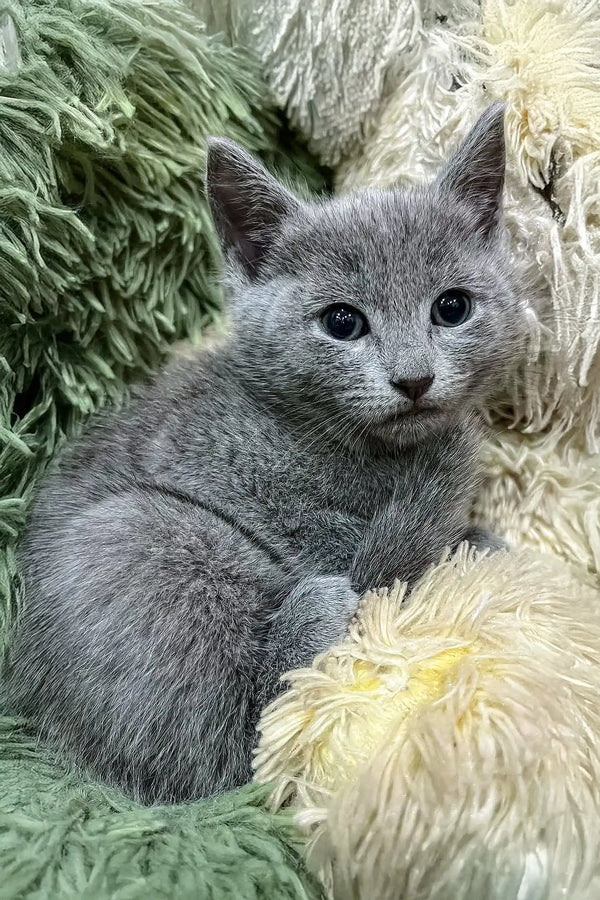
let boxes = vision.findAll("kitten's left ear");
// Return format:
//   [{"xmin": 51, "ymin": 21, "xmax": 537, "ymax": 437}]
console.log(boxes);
[
  {"xmin": 206, "ymin": 138, "xmax": 301, "ymax": 279},
  {"xmin": 435, "ymin": 102, "xmax": 506, "ymax": 236}
]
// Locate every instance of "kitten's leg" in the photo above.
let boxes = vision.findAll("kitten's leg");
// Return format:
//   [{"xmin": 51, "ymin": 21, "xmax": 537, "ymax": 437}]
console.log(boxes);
[
  {"xmin": 350, "ymin": 498, "xmax": 467, "ymax": 594},
  {"xmin": 351, "ymin": 515, "xmax": 508, "ymax": 596},
  {"xmin": 351, "ymin": 419, "xmax": 481, "ymax": 593},
  {"xmin": 6, "ymin": 487, "xmax": 284, "ymax": 803},
  {"xmin": 256, "ymin": 574, "xmax": 358, "ymax": 709}
]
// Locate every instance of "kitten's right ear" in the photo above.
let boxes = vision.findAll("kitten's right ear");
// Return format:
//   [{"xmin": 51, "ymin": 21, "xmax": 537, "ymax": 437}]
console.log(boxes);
[{"xmin": 206, "ymin": 138, "xmax": 301, "ymax": 279}]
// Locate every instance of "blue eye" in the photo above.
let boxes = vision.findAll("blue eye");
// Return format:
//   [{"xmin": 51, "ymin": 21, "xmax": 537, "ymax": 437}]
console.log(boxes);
[
  {"xmin": 321, "ymin": 305, "xmax": 369, "ymax": 341},
  {"xmin": 431, "ymin": 290, "xmax": 472, "ymax": 327}
]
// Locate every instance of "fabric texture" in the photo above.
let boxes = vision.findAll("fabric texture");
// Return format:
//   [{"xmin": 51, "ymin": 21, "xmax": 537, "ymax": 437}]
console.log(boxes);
[
  {"xmin": 186, "ymin": 0, "xmax": 444, "ymax": 166},
  {"xmin": 0, "ymin": 0, "xmax": 326, "ymax": 896},
  {"xmin": 0, "ymin": 715, "xmax": 321, "ymax": 899},
  {"xmin": 255, "ymin": 547, "xmax": 600, "ymax": 899}
]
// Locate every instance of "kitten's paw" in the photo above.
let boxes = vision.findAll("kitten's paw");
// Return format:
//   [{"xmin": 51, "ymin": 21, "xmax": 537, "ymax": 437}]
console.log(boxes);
[
  {"xmin": 463, "ymin": 526, "xmax": 510, "ymax": 554},
  {"xmin": 280, "ymin": 574, "xmax": 359, "ymax": 659},
  {"xmin": 259, "ymin": 575, "xmax": 360, "ymax": 707},
  {"xmin": 307, "ymin": 574, "xmax": 359, "ymax": 616}
]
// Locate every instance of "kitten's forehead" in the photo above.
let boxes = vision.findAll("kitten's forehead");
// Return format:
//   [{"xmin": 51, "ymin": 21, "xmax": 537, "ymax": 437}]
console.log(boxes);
[{"xmin": 273, "ymin": 188, "xmax": 482, "ymax": 297}]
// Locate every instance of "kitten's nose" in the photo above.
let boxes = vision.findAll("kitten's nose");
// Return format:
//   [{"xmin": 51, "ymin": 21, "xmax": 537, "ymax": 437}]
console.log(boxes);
[{"xmin": 391, "ymin": 375, "xmax": 434, "ymax": 403}]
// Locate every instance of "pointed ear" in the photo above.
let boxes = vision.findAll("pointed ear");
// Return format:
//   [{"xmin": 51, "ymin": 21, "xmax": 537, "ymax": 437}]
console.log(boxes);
[
  {"xmin": 206, "ymin": 138, "xmax": 301, "ymax": 278},
  {"xmin": 435, "ymin": 102, "xmax": 506, "ymax": 236}
]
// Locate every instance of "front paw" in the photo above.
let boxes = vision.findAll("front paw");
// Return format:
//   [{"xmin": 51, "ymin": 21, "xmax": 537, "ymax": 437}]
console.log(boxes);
[
  {"xmin": 302, "ymin": 574, "xmax": 359, "ymax": 649},
  {"xmin": 280, "ymin": 574, "xmax": 359, "ymax": 660},
  {"xmin": 463, "ymin": 526, "xmax": 510, "ymax": 554}
]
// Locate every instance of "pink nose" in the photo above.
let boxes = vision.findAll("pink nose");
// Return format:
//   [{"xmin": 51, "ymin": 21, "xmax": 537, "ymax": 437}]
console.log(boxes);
[{"xmin": 391, "ymin": 376, "xmax": 434, "ymax": 403}]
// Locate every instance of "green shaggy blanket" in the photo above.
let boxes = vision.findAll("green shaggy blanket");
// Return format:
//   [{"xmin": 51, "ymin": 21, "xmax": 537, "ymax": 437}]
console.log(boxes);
[
  {"xmin": 0, "ymin": 720, "xmax": 319, "ymax": 898},
  {"xmin": 0, "ymin": 0, "xmax": 325, "ymax": 896}
]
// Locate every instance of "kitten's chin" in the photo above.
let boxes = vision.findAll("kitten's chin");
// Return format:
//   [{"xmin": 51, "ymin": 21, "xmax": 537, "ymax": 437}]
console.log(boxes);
[{"xmin": 370, "ymin": 408, "xmax": 448, "ymax": 448}]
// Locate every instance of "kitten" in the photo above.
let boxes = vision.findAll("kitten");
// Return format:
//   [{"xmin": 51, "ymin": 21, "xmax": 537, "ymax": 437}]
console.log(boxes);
[{"xmin": 4, "ymin": 103, "xmax": 523, "ymax": 803}]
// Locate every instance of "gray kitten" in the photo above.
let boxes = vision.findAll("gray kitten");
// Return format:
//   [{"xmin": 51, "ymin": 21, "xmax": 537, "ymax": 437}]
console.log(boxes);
[{"xmin": 4, "ymin": 104, "xmax": 522, "ymax": 803}]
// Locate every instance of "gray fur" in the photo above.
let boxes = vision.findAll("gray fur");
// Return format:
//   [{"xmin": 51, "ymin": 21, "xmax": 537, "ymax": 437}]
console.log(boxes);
[{"xmin": 4, "ymin": 103, "xmax": 524, "ymax": 803}]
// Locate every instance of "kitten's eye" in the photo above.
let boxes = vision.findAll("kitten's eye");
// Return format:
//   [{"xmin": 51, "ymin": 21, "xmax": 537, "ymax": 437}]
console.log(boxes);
[
  {"xmin": 431, "ymin": 290, "xmax": 472, "ymax": 327},
  {"xmin": 321, "ymin": 304, "xmax": 369, "ymax": 341}
]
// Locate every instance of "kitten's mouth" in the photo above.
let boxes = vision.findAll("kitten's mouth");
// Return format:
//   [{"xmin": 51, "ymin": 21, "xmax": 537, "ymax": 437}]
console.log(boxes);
[
  {"xmin": 372, "ymin": 406, "xmax": 443, "ymax": 441},
  {"xmin": 380, "ymin": 405, "xmax": 439, "ymax": 424},
  {"xmin": 401, "ymin": 406, "xmax": 436, "ymax": 417}
]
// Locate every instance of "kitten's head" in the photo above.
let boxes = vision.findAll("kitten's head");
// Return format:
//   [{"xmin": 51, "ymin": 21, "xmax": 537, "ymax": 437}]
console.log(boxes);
[{"xmin": 206, "ymin": 104, "xmax": 525, "ymax": 451}]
